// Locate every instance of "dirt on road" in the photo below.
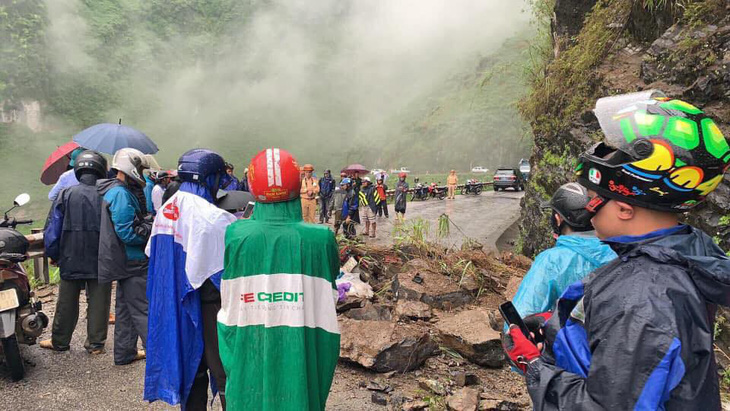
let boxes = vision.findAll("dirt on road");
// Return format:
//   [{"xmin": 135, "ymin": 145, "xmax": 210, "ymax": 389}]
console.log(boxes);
[{"xmin": 0, "ymin": 191, "xmax": 526, "ymax": 410}]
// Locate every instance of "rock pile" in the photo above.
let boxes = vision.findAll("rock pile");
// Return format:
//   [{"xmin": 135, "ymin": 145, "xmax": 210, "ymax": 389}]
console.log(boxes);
[{"xmin": 334, "ymin": 244, "xmax": 530, "ymax": 409}]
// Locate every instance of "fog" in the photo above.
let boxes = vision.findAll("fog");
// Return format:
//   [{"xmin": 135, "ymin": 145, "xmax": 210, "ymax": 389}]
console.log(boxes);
[{"xmin": 44, "ymin": 0, "xmax": 530, "ymax": 169}]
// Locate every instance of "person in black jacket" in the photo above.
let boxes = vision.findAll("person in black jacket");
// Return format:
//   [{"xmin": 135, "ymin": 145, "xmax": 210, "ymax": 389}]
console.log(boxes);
[
  {"xmin": 340, "ymin": 178, "xmax": 359, "ymax": 239},
  {"xmin": 41, "ymin": 151, "xmax": 111, "ymax": 354},
  {"xmin": 97, "ymin": 148, "xmax": 152, "ymax": 365},
  {"xmin": 318, "ymin": 169, "xmax": 335, "ymax": 224},
  {"xmin": 503, "ymin": 91, "xmax": 730, "ymax": 410}
]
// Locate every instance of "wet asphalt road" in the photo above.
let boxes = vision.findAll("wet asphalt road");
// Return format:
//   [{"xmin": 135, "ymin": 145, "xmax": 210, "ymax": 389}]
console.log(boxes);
[
  {"xmin": 0, "ymin": 190, "xmax": 524, "ymax": 410},
  {"xmin": 366, "ymin": 189, "xmax": 524, "ymax": 252}
]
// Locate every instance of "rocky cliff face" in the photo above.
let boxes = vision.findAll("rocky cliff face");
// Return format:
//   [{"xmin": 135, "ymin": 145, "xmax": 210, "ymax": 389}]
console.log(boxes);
[
  {"xmin": 519, "ymin": 0, "xmax": 730, "ymax": 257},
  {"xmin": 0, "ymin": 100, "xmax": 42, "ymax": 132}
]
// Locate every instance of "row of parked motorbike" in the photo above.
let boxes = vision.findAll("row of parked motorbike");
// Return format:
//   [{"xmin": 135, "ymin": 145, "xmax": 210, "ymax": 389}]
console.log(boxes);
[
  {"xmin": 0, "ymin": 194, "xmax": 48, "ymax": 381},
  {"xmin": 410, "ymin": 179, "xmax": 484, "ymax": 201}
]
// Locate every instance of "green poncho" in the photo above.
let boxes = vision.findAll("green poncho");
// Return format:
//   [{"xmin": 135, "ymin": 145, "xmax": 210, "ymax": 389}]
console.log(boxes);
[{"xmin": 217, "ymin": 199, "xmax": 341, "ymax": 410}]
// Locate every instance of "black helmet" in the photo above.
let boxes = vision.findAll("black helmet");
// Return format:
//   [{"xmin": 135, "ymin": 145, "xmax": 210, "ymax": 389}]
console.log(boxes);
[
  {"xmin": 549, "ymin": 183, "xmax": 594, "ymax": 235},
  {"xmin": 74, "ymin": 150, "xmax": 108, "ymax": 179},
  {"xmin": 0, "ymin": 228, "xmax": 29, "ymax": 262}
]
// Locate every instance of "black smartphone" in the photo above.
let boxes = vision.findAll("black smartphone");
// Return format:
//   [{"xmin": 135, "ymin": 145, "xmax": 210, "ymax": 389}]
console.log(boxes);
[{"xmin": 499, "ymin": 301, "xmax": 533, "ymax": 342}]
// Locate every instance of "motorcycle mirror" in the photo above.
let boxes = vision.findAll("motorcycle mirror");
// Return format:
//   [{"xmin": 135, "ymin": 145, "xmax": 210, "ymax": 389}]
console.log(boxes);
[{"xmin": 13, "ymin": 193, "xmax": 30, "ymax": 207}]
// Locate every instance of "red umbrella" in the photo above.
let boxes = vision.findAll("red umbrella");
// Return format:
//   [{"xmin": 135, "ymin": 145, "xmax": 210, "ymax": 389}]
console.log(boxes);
[
  {"xmin": 341, "ymin": 164, "xmax": 369, "ymax": 175},
  {"xmin": 40, "ymin": 141, "xmax": 80, "ymax": 185}
]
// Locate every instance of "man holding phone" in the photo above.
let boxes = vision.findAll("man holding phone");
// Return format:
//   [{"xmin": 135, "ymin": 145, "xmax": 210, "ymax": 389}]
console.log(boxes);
[{"xmin": 503, "ymin": 92, "xmax": 730, "ymax": 410}]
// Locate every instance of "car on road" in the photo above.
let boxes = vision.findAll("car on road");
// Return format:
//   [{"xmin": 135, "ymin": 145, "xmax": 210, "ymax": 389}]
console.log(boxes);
[
  {"xmin": 390, "ymin": 167, "xmax": 410, "ymax": 174},
  {"xmin": 493, "ymin": 167, "xmax": 525, "ymax": 191},
  {"xmin": 471, "ymin": 166, "xmax": 489, "ymax": 173},
  {"xmin": 519, "ymin": 159, "xmax": 531, "ymax": 181},
  {"xmin": 371, "ymin": 168, "xmax": 386, "ymax": 176}
]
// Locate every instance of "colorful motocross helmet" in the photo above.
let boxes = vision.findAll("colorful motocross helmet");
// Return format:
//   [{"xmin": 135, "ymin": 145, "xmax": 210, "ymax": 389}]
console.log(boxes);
[{"xmin": 577, "ymin": 90, "xmax": 730, "ymax": 212}]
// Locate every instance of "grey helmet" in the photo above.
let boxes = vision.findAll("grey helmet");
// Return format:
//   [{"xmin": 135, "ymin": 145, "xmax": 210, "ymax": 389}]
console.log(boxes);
[{"xmin": 112, "ymin": 148, "xmax": 150, "ymax": 186}]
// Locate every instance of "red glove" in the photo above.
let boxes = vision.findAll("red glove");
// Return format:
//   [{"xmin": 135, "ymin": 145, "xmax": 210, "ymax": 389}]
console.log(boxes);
[{"xmin": 502, "ymin": 325, "xmax": 541, "ymax": 374}]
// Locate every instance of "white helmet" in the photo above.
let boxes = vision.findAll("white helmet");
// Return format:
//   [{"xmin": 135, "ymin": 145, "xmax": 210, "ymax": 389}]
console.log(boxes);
[{"xmin": 112, "ymin": 148, "xmax": 150, "ymax": 186}]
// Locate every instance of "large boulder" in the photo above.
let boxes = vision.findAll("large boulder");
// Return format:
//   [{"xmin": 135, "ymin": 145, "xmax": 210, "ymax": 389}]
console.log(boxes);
[
  {"xmin": 447, "ymin": 387, "xmax": 482, "ymax": 411},
  {"xmin": 339, "ymin": 318, "xmax": 438, "ymax": 373},
  {"xmin": 392, "ymin": 259, "xmax": 478, "ymax": 310},
  {"xmin": 436, "ymin": 309, "xmax": 505, "ymax": 367},
  {"xmin": 345, "ymin": 302, "xmax": 393, "ymax": 321},
  {"xmin": 395, "ymin": 300, "xmax": 432, "ymax": 320}
]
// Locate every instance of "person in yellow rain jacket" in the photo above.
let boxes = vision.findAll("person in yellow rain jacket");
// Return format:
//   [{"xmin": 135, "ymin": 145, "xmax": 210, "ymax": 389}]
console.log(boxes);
[
  {"xmin": 300, "ymin": 164, "xmax": 319, "ymax": 223},
  {"xmin": 447, "ymin": 170, "xmax": 458, "ymax": 200}
]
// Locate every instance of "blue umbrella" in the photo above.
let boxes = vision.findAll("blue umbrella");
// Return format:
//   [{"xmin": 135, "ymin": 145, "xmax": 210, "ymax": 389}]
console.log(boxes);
[{"xmin": 73, "ymin": 120, "xmax": 158, "ymax": 154}]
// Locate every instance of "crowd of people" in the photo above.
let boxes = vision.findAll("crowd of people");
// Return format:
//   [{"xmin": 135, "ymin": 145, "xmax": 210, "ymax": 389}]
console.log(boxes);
[{"xmin": 35, "ymin": 90, "xmax": 730, "ymax": 410}]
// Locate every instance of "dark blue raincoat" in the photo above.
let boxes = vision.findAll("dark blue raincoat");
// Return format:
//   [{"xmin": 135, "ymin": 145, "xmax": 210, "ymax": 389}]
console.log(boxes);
[{"xmin": 527, "ymin": 225, "xmax": 730, "ymax": 410}]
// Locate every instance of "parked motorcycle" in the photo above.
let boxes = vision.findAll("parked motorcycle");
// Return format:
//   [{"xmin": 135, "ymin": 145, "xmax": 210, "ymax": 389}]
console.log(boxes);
[
  {"xmin": 428, "ymin": 183, "xmax": 447, "ymax": 200},
  {"xmin": 461, "ymin": 179, "xmax": 483, "ymax": 195},
  {"xmin": 411, "ymin": 180, "xmax": 430, "ymax": 201},
  {"xmin": 0, "ymin": 193, "xmax": 48, "ymax": 381}
]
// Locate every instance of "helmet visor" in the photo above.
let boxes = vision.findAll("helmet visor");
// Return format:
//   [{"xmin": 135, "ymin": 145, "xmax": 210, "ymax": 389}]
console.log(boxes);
[{"xmin": 594, "ymin": 89, "xmax": 666, "ymax": 148}]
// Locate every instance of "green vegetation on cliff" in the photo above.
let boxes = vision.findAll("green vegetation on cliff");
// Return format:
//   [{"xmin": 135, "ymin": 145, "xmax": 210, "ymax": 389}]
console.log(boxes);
[{"xmin": 517, "ymin": 0, "xmax": 730, "ymax": 257}]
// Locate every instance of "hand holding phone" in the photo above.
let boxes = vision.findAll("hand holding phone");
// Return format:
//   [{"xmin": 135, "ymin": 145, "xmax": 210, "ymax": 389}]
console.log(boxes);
[{"xmin": 499, "ymin": 301, "xmax": 533, "ymax": 343}]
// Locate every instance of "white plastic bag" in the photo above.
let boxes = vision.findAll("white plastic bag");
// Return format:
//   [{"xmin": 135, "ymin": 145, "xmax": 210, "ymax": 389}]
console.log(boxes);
[{"xmin": 336, "ymin": 272, "xmax": 373, "ymax": 299}]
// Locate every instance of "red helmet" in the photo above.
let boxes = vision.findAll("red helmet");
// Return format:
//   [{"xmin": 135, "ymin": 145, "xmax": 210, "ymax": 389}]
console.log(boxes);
[{"xmin": 249, "ymin": 148, "xmax": 301, "ymax": 203}]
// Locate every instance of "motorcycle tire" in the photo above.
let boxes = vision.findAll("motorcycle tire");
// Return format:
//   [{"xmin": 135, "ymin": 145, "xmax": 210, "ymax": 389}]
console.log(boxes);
[
  {"xmin": 2, "ymin": 335, "xmax": 25, "ymax": 381},
  {"xmin": 438, "ymin": 192, "xmax": 446, "ymax": 200},
  {"xmin": 494, "ymin": 186, "xmax": 498, "ymax": 192},
  {"xmin": 475, "ymin": 187, "xmax": 482, "ymax": 195},
  {"xmin": 460, "ymin": 188, "xmax": 466, "ymax": 195}
]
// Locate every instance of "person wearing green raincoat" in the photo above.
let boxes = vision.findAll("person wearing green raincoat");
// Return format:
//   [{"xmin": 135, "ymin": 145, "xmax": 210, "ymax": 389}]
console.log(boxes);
[{"xmin": 217, "ymin": 148, "xmax": 340, "ymax": 411}]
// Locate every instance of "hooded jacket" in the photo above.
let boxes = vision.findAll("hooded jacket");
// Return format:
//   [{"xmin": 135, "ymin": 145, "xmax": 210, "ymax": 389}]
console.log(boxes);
[
  {"xmin": 97, "ymin": 178, "xmax": 148, "ymax": 283},
  {"xmin": 44, "ymin": 173, "xmax": 103, "ymax": 281},
  {"xmin": 217, "ymin": 199, "xmax": 340, "ymax": 410},
  {"xmin": 507, "ymin": 232, "xmax": 616, "ymax": 333},
  {"xmin": 512, "ymin": 231, "xmax": 616, "ymax": 317},
  {"xmin": 526, "ymin": 225, "xmax": 730, "ymax": 410}
]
